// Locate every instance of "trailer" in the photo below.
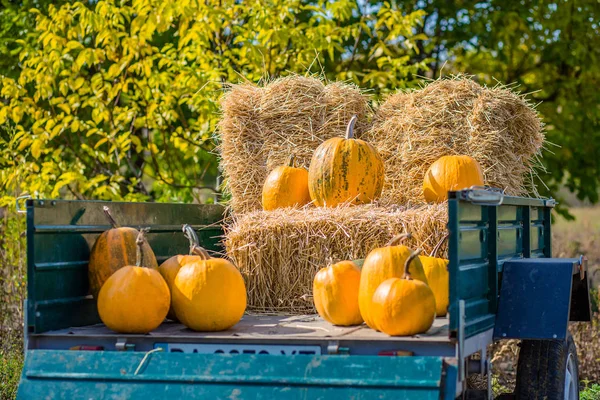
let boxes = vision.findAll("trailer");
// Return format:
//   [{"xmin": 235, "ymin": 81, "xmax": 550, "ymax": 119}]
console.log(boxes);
[{"xmin": 16, "ymin": 188, "xmax": 592, "ymax": 399}]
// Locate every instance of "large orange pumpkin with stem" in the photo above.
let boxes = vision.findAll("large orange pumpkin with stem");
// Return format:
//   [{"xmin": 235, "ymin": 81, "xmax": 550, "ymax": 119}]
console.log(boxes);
[
  {"xmin": 358, "ymin": 234, "xmax": 428, "ymax": 329},
  {"xmin": 370, "ymin": 249, "xmax": 436, "ymax": 336},
  {"xmin": 308, "ymin": 115, "xmax": 384, "ymax": 207},
  {"xmin": 420, "ymin": 235, "xmax": 450, "ymax": 317},
  {"xmin": 158, "ymin": 225, "xmax": 205, "ymax": 321},
  {"xmin": 172, "ymin": 246, "xmax": 246, "ymax": 331},
  {"xmin": 97, "ymin": 229, "xmax": 170, "ymax": 334},
  {"xmin": 89, "ymin": 206, "xmax": 157, "ymax": 298},
  {"xmin": 423, "ymin": 155, "xmax": 484, "ymax": 202},
  {"xmin": 313, "ymin": 260, "xmax": 363, "ymax": 326},
  {"xmin": 262, "ymin": 154, "xmax": 311, "ymax": 210}
]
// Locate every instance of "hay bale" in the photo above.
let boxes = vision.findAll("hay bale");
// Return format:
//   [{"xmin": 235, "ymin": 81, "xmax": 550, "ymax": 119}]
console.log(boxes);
[
  {"xmin": 363, "ymin": 76, "xmax": 545, "ymax": 205},
  {"xmin": 225, "ymin": 203, "xmax": 447, "ymax": 314},
  {"xmin": 219, "ymin": 76, "xmax": 371, "ymax": 214}
]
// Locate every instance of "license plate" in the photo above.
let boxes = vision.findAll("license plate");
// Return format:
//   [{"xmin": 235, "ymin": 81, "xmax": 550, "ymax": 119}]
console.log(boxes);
[{"xmin": 154, "ymin": 342, "xmax": 321, "ymax": 355}]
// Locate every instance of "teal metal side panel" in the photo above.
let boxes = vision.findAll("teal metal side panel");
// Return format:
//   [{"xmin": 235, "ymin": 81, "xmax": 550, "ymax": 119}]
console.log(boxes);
[
  {"xmin": 447, "ymin": 191, "xmax": 553, "ymax": 338},
  {"xmin": 18, "ymin": 350, "xmax": 448, "ymax": 399},
  {"xmin": 27, "ymin": 200, "xmax": 225, "ymax": 334}
]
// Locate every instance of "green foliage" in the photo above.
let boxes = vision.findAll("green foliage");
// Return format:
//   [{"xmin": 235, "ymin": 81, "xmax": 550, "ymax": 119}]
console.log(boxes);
[
  {"xmin": 581, "ymin": 381, "xmax": 600, "ymax": 400},
  {"xmin": 403, "ymin": 0, "xmax": 600, "ymax": 209},
  {"xmin": 0, "ymin": 329, "xmax": 23, "ymax": 400},
  {"xmin": 0, "ymin": 0, "xmax": 426, "ymax": 206}
]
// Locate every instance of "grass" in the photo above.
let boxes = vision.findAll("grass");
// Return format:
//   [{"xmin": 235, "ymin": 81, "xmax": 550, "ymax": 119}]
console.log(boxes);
[
  {"xmin": 0, "ymin": 331, "xmax": 23, "ymax": 400},
  {"xmin": 581, "ymin": 382, "xmax": 600, "ymax": 400}
]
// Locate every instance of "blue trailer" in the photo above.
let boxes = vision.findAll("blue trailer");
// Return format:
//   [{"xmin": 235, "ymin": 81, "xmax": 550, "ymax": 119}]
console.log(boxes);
[{"xmin": 16, "ymin": 189, "xmax": 592, "ymax": 399}]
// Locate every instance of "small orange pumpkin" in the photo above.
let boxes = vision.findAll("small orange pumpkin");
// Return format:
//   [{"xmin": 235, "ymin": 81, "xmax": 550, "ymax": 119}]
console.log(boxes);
[
  {"xmin": 97, "ymin": 229, "xmax": 170, "ymax": 334},
  {"xmin": 308, "ymin": 115, "xmax": 384, "ymax": 207},
  {"xmin": 158, "ymin": 225, "xmax": 205, "ymax": 321},
  {"xmin": 370, "ymin": 249, "xmax": 436, "ymax": 336},
  {"xmin": 420, "ymin": 236, "xmax": 449, "ymax": 317},
  {"xmin": 358, "ymin": 234, "xmax": 428, "ymax": 329},
  {"xmin": 423, "ymin": 155, "xmax": 484, "ymax": 202},
  {"xmin": 313, "ymin": 260, "xmax": 363, "ymax": 326},
  {"xmin": 89, "ymin": 206, "xmax": 158, "ymax": 298},
  {"xmin": 262, "ymin": 155, "xmax": 311, "ymax": 211},
  {"xmin": 172, "ymin": 247, "xmax": 246, "ymax": 331}
]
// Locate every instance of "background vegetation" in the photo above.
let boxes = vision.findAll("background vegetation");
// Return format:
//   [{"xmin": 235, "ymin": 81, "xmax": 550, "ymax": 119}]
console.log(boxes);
[{"xmin": 1, "ymin": 0, "xmax": 599, "ymax": 398}]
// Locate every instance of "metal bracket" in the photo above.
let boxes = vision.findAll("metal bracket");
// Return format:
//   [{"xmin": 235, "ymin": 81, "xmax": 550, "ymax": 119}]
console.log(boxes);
[
  {"xmin": 16, "ymin": 195, "xmax": 31, "ymax": 214},
  {"xmin": 465, "ymin": 186, "xmax": 504, "ymax": 206},
  {"xmin": 327, "ymin": 341, "xmax": 349, "ymax": 355},
  {"xmin": 116, "ymin": 338, "xmax": 135, "ymax": 352}
]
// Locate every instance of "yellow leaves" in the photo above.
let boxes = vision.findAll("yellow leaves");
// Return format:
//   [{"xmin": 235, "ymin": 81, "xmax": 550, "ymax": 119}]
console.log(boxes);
[
  {"xmin": 94, "ymin": 137, "xmax": 108, "ymax": 149},
  {"xmin": 57, "ymin": 103, "xmax": 71, "ymax": 115},
  {"xmin": 0, "ymin": 107, "xmax": 7, "ymax": 125},
  {"xmin": 31, "ymin": 139, "xmax": 43, "ymax": 159},
  {"xmin": 11, "ymin": 106, "xmax": 23, "ymax": 123}
]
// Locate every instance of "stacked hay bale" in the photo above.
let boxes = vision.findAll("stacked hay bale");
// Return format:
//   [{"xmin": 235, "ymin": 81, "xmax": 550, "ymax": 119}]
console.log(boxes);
[
  {"xmin": 364, "ymin": 77, "xmax": 545, "ymax": 205},
  {"xmin": 219, "ymin": 76, "xmax": 372, "ymax": 214},
  {"xmin": 220, "ymin": 75, "xmax": 545, "ymax": 314},
  {"xmin": 225, "ymin": 204, "xmax": 447, "ymax": 314}
]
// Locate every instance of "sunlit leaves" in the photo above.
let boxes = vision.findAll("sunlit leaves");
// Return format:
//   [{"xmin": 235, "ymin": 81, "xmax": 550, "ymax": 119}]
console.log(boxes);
[{"xmin": 0, "ymin": 0, "xmax": 426, "ymax": 205}]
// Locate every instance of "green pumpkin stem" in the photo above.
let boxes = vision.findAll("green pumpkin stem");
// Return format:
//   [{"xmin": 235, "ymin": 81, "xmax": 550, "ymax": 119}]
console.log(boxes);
[
  {"xmin": 287, "ymin": 154, "xmax": 296, "ymax": 168},
  {"xmin": 403, "ymin": 248, "xmax": 423, "ymax": 280},
  {"xmin": 431, "ymin": 232, "xmax": 449, "ymax": 258},
  {"xmin": 386, "ymin": 233, "xmax": 412, "ymax": 247},
  {"xmin": 135, "ymin": 227, "xmax": 150, "ymax": 267},
  {"xmin": 103, "ymin": 206, "xmax": 119, "ymax": 228},
  {"xmin": 182, "ymin": 224, "xmax": 211, "ymax": 260},
  {"xmin": 345, "ymin": 115, "xmax": 358, "ymax": 139}
]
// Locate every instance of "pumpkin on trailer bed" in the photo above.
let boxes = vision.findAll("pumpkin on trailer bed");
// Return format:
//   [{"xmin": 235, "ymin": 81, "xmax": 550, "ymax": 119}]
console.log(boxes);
[
  {"xmin": 97, "ymin": 229, "xmax": 170, "ymax": 334},
  {"xmin": 370, "ymin": 249, "xmax": 436, "ymax": 336},
  {"xmin": 158, "ymin": 225, "xmax": 205, "ymax": 321},
  {"xmin": 172, "ymin": 246, "xmax": 246, "ymax": 331},
  {"xmin": 313, "ymin": 260, "xmax": 363, "ymax": 326},
  {"xmin": 423, "ymin": 155, "xmax": 484, "ymax": 202},
  {"xmin": 420, "ymin": 236, "xmax": 450, "ymax": 317},
  {"xmin": 262, "ymin": 154, "xmax": 312, "ymax": 211},
  {"xmin": 308, "ymin": 115, "xmax": 384, "ymax": 207},
  {"xmin": 88, "ymin": 206, "xmax": 157, "ymax": 298},
  {"xmin": 358, "ymin": 234, "xmax": 428, "ymax": 329}
]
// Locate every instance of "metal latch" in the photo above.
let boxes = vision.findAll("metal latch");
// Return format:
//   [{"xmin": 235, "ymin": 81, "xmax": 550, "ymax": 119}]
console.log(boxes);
[
  {"xmin": 116, "ymin": 338, "xmax": 135, "ymax": 351},
  {"xmin": 327, "ymin": 342, "xmax": 349, "ymax": 355},
  {"xmin": 465, "ymin": 186, "xmax": 504, "ymax": 206}
]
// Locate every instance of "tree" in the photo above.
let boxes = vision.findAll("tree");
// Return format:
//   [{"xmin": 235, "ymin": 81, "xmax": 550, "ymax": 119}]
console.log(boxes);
[
  {"xmin": 0, "ymin": 0, "xmax": 426, "ymax": 206},
  {"xmin": 399, "ymin": 0, "xmax": 600, "ymax": 208}
]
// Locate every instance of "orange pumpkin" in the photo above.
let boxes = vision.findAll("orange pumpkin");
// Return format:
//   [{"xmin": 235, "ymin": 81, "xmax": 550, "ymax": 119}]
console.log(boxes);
[
  {"xmin": 97, "ymin": 229, "xmax": 170, "ymax": 334},
  {"xmin": 358, "ymin": 234, "xmax": 428, "ymax": 329},
  {"xmin": 420, "ymin": 237, "xmax": 449, "ymax": 317},
  {"xmin": 423, "ymin": 155, "xmax": 484, "ymax": 202},
  {"xmin": 370, "ymin": 249, "xmax": 436, "ymax": 336},
  {"xmin": 262, "ymin": 155, "xmax": 311, "ymax": 210},
  {"xmin": 158, "ymin": 225, "xmax": 205, "ymax": 321},
  {"xmin": 308, "ymin": 115, "xmax": 384, "ymax": 207},
  {"xmin": 313, "ymin": 260, "xmax": 363, "ymax": 326},
  {"xmin": 89, "ymin": 206, "xmax": 157, "ymax": 298},
  {"xmin": 172, "ymin": 247, "xmax": 246, "ymax": 331}
]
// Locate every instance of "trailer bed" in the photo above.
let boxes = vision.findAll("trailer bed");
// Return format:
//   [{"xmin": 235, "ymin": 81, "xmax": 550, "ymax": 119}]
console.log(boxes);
[{"xmin": 28, "ymin": 314, "xmax": 454, "ymax": 356}]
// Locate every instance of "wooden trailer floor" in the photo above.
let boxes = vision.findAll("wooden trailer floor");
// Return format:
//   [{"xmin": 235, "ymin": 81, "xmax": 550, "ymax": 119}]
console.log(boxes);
[{"xmin": 35, "ymin": 314, "xmax": 452, "ymax": 348}]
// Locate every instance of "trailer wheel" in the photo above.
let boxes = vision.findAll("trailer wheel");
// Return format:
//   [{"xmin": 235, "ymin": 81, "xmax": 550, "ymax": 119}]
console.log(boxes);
[{"xmin": 515, "ymin": 333, "xmax": 579, "ymax": 400}]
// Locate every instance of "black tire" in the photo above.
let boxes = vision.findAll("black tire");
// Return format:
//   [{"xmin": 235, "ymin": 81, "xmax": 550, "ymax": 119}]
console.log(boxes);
[{"xmin": 515, "ymin": 333, "xmax": 579, "ymax": 400}]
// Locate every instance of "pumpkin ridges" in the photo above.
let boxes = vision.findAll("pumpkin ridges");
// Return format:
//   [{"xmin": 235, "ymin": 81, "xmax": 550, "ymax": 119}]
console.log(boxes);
[{"xmin": 313, "ymin": 260, "xmax": 362, "ymax": 326}]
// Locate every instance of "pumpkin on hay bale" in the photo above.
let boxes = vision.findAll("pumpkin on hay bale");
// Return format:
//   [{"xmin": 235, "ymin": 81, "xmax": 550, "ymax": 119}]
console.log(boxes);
[
  {"xmin": 224, "ymin": 203, "xmax": 447, "ymax": 314},
  {"xmin": 363, "ymin": 75, "xmax": 545, "ymax": 205},
  {"xmin": 218, "ymin": 75, "xmax": 372, "ymax": 214}
]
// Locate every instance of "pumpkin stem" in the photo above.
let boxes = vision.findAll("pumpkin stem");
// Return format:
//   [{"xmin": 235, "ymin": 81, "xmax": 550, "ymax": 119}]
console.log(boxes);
[
  {"xmin": 103, "ymin": 206, "xmax": 119, "ymax": 228},
  {"xmin": 386, "ymin": 233, "xmax": 412, "ymax": 247},
  {"xmin": 431, "ymin": 232, "xmax": 449, "ymax": 258},
  {"xmin": 345, "ymin": 115, "xmax": 358, "ymax": 139},
  {"xmin": 403, "ymin": 248, "xmax": 422, "ymax": 280},
  {"xmin": 182, "ymin": 224, "xmax": 211, "ymax": 260},
  {"xmin": 135, "ymin": 227, "xmax": 150, "ymax": 267},
  {"xmin": 287, "ymin": 154, "xmax": 296, "ymax": 168}
]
